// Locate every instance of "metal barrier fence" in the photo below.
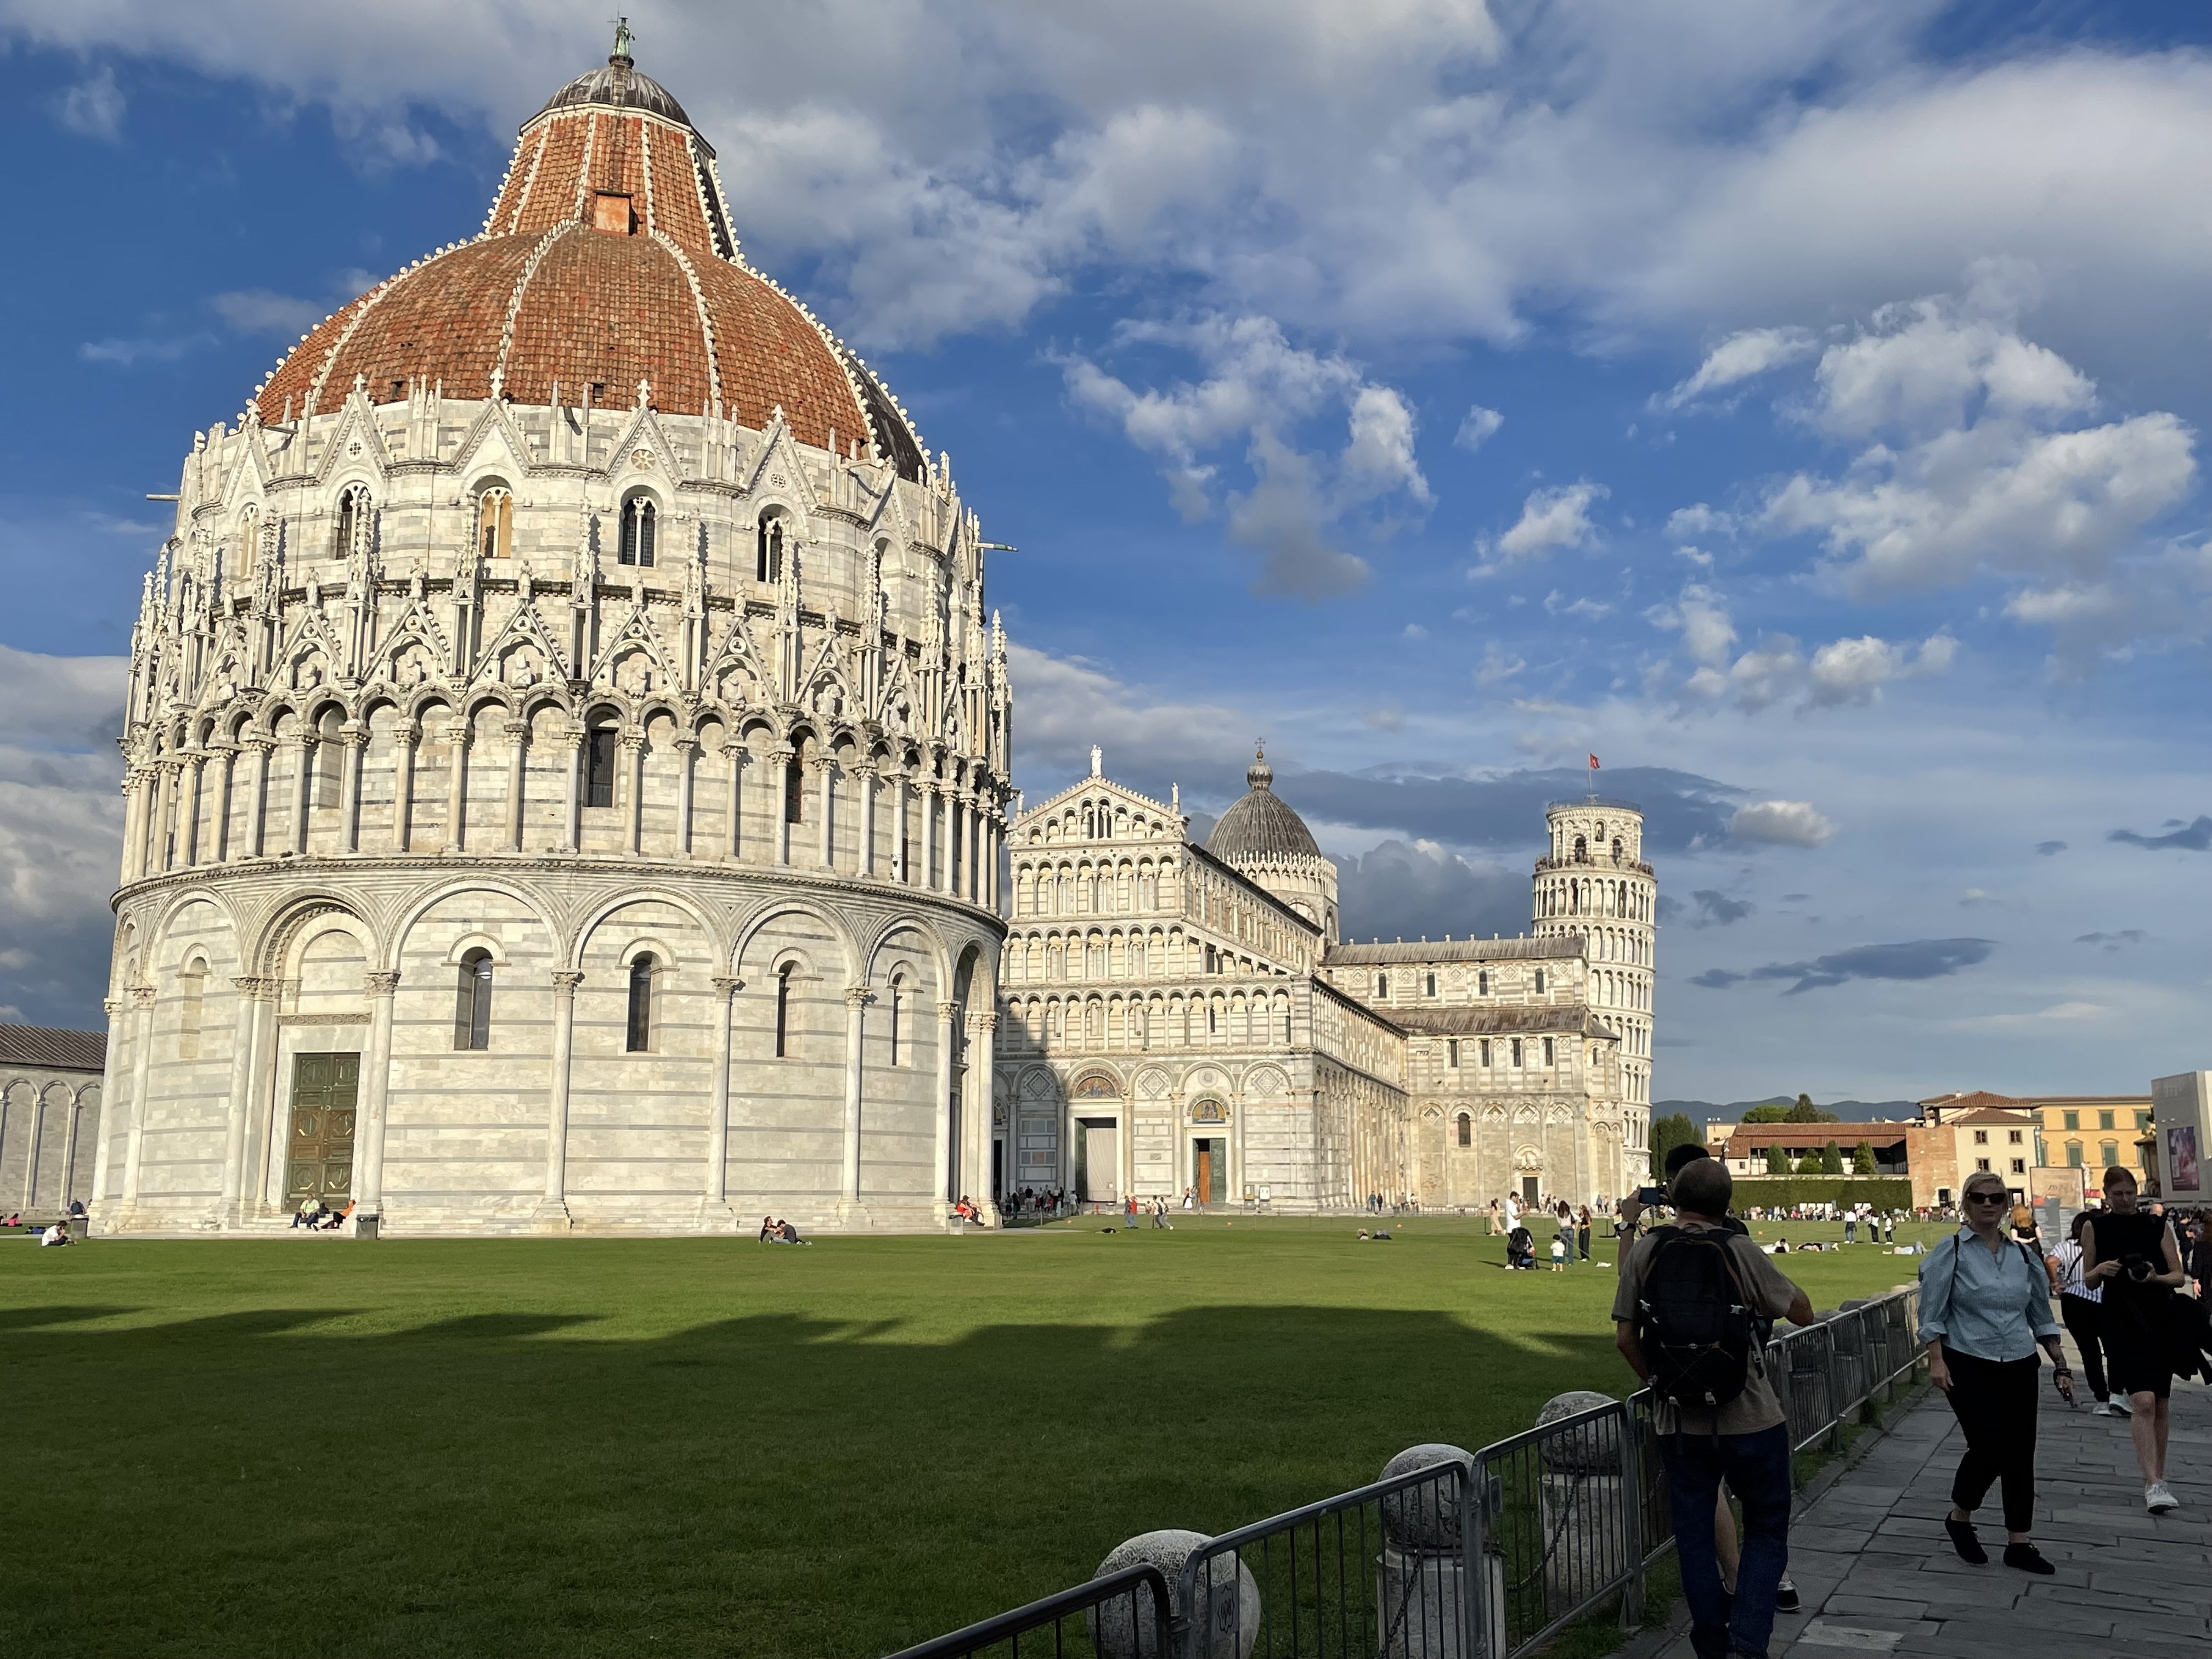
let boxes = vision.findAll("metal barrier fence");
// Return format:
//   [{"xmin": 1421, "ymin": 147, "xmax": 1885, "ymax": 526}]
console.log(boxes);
[{"xmin": 887, "ymin": 1288, "xmax": 1923, "ymax": 1659}]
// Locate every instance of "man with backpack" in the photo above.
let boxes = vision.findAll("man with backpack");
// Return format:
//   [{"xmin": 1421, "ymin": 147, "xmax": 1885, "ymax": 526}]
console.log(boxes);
[{"xmin": 1615, "ymin": 1156, "xmax": 1814, "ymax": 1659}]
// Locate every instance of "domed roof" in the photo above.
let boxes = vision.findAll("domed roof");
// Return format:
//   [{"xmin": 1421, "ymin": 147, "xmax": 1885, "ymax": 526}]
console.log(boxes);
[
  {"xmin": 1207, "ymin": 749, "xmax": 1322, "ymax": 864},
  {"xmin": 250, "ymin": 31, "xmax": 926, "ymax": 479}
]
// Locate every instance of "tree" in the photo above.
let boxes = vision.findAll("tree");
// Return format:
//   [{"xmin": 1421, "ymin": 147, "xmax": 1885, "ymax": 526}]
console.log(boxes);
[
  {"xmin": 1852, "ymin": 1140, "xmax": 1876, "ymax": 1176},
  {"xmin": 1741, "ymin": 1103, "xmax": 1794, "ymax": 1123},
  {"xmin": 1796, "ymin": 1153, "xmax": 1823, "ymax": 1175},
  {"xmin": 1649, "ymin": 1112, "xmax": 1701, "ymax": 1175},
  {"xmin": 1787, "ymin": 1093, "xmax": 1838, "ymax": 1124},
  {"xmin": 1820, "ymin": 1139, "xmax": 1845, "ymax": 1175},
  {"xmin": 1766, "ymin": 1146, "xmax": 1790, "ymax": 1175}
]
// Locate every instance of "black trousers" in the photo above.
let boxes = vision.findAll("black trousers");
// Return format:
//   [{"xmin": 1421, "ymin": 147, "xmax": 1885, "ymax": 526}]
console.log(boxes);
[
  {"xmin": 2059, "ymin": 1295, "xmax": 2109, "ymax": 1402},
  {"xmin": 1942, "ymin": 1346, "xmax": 2039, "ymax": 1534}
]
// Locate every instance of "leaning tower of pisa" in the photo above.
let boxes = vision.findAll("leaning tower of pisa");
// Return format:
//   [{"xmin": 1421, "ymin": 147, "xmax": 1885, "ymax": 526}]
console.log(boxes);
[{"xmin": 1531, "ymin": 800, "xmax": 1656, "ymax": 1116}]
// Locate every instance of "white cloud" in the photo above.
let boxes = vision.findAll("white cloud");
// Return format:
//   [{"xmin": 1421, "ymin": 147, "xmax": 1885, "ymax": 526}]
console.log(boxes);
[
  {"xmin": 1731, "ymin": 800, "xmax": 1835, "ymax": 847},
  {"xmin": 209, "ymin": 289, "xmax": 330, "ymax": 336},
  {"xmin": 1661, "ymin": 326, "xmax": 1816, "ymax": 408},
  {"xmin": 1006, "ymin": 641, "xmax": 1248, "ymax": 780},
  {"xmin": 54, "ymin": 64, "xmax": 126, "ymax": 142},
  {"xmin": 1666, "ymin": 504, "xmax": 1733, "ymax": 540},
  {"xmin": 1806, "ymin": 632, "xmax": 1957, "ymax": 707},
  {"xmin": 1652, "ymin": 585, "xmax": 1953, "ymax": 711},
  {"xmin": 1756, "ymin": 278, "xmax": 2198, "ymax": 601},
  {"xmin": 1454, "ymin": 404, "xmax": 1504, "ymax": 450},
  {"xmin": 1473, "ymin": 642, "xmax": 1523, "ymax": 685},
  {"xmin": 1064, "ymin": 313, "xmax": 1428, "ymax": 598},
  {"xmin": 1474, "ymin": 481, "xmax": 1606, "ymax": 573}
]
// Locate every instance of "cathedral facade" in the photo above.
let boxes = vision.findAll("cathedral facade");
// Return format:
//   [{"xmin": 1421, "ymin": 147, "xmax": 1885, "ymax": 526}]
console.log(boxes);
[{"xmin": 993, "ymin": 757, "xmax": 1654, "ymax": 1213}]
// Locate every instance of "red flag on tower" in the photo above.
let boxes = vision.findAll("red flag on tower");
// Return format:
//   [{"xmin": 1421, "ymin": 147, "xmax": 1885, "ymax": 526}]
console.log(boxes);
[{"xmin": 1588, "ymin": 754, "xmax": 1600, "ymax": 770}]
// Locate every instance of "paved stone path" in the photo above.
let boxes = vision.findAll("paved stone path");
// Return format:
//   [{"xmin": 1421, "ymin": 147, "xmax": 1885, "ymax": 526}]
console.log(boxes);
[{"xmin": 1660, "ymin": 1335, "xmax": 2212, "ymax": 1658}]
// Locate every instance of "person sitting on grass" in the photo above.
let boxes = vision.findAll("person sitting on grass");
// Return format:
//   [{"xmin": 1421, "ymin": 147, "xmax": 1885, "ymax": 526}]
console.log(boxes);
[
  {"xmin": 778, "ymin": 1220, "xmax": 808, "ymax": 1245},
  {"xmin": 1506, "ymin": 1224, "xmax": 1534, "ymax": 1269},
  {"xmin": 41, "ymin": 1221, "xmax": 71, "ymax": 1246}
]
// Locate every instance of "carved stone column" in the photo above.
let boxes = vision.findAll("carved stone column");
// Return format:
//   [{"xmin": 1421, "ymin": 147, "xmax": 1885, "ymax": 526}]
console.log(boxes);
[
  {"xmin": 674, "ymin": 732, "xmax": 699, "ymax": 859},
  {"xmin": 813, "ymin": 754, "xmax": 836, "ymax": 871},
  {"xmin": 504, "ymin": 718, "xmax": 529, "ymax": 852},
  {"xmin": 59, "ymin": 1098, "xmax": 82, "ymax": 1212},
  {"xmin": 703, "ymin": 975, "xmax": 741, "ymax": 1221},
  {"xmin": 967, "ymin": 1009, "xmax": 1000, "ymax": 1222},
  {"xmin": 858, "ymin": 764, "xmax": 879, "ymax": 878},
  {"xmin": 934, "ymin": 999, "xmax": 960, "ymax": 1215},
  {"xmin": 90, "ymin": 996, "xmax": 126, "ymax": 1214},
  {"xmin": 218, "ymin": 975, "xmax": 267, "ymax": 1223},
  {"xmin": 442, "ymin": 715, "xmax": 472, "ymax": 854},
  {"xmin": 538, "ymin": 970, "xmax": 584, "ymax": 1228},
  {"xmin": 966, "ymin": 796, "xmax": 983, "ymax": 905},
  {"xmin": 210, "ymin": 744, "xmax": 238, "ymax": 864},
  {"xmin": 560, "ymin": 724, "xmax": 584, "ymax": 854},
  {"xmin": 391, "ymin": 721, "xmax": 420, "ymax": 853},
  {"xmin": 945, "ymin": 793, "xmax": 964, "ymax": 897},
  {"xmin": 769, "ymin": 746, "xmax": 796, "ymax": 866},
  {"xmin": 119, "ymin": 985, "xmax": 157, "ymax": 1207},
  {"xmin": 341, "ymin": 723, "xmax": 370, "ymax": 854},
  {"xmin": 839, "ymin": 985, "xmax": 871, "ymax": 1220},
  {"xmin": 357, "ymin": 970, "xmax": 402, "ymax": 1222},
  {"xmin": 180, "ymin": 750, "xmax": 207, "ymax": 866},
  {"xmin": 624, "ymin": 731, "xmax": 647, "ymax": 855},
  {"xmin": 119, "ymin": 771, "xmax": 145, "ymax": 882},
  {"xmin": 150, "ymin": 758, "xmax": 176, "ymax": 872},
  {"xmin": 246, "ymin": 737, "xmax": 274, "ymax": 859}
]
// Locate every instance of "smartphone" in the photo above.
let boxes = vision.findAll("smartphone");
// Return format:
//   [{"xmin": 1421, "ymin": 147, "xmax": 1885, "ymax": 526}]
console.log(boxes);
[{"xmin": 1633, "ymin": 1186, "xmax": 1667, "ymax": 1206}]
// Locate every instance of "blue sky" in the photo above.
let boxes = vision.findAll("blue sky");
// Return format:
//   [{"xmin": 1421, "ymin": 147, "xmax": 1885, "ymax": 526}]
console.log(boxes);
[{"xmin": 3, "ymin": 1, "xmax": 2210, "ymax": 1104}]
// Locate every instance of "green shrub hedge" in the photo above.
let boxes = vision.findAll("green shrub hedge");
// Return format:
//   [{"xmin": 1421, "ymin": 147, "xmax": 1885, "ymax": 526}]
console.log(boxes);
[{"xmin": 1729, "ymin": 1176, "xmax": 1915, "ymax": 1210}]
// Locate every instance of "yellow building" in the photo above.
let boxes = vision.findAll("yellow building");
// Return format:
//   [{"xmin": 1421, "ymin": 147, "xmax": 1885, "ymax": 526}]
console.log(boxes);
[{"xmin": 1920, "ymin": 1090, "xmax": 2152, "ymax": 1200}]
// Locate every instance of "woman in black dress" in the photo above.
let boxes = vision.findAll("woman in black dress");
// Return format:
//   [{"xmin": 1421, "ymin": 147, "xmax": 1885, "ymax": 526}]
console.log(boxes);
[{"xmin": 2083, "ymin": 1167, "xmax": 2188, "ymax": 1514}]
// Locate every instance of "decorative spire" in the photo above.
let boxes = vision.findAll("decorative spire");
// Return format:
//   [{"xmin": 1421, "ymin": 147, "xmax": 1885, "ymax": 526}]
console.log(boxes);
[{"xmin": 612, "ymin": 17, "xmax": 636, "ymax": 63}]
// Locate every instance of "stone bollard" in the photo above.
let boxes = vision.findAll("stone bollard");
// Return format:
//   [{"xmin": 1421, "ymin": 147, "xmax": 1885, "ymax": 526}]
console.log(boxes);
[
  {"xmin": 1534, "ymin": 1391, "xmax": 1629, "ymax": 1611},
  {"xmin": 1374, "ymin": 1443, "xmax": 1506, "ymax": 1659},
  {"xmin": 1089, "ymin": 1528, "xmax": 1259, "ymax": 1659}
]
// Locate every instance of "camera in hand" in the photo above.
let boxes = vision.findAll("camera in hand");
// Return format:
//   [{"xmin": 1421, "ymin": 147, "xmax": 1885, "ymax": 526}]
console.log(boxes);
[
  {"xmin": 1633, "ymin": 1186, "xmax": 1667, "ymax": 1206},
  {"xmin": 2120, "ymin": 1253, "xmax": 2156, "ymax": 1283}
]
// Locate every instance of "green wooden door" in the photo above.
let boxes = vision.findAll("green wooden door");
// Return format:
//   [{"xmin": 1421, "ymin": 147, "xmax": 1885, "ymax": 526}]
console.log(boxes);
[{"xmin": 285, "ymin": 1053, "xmax": 360, "ymax": 1207}]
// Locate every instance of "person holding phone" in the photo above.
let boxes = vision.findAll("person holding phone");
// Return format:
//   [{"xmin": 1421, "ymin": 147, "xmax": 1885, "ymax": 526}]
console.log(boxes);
[{"xmin": 1920, "ymin": 1170, "xmax": 2074, "ymax": 1573}]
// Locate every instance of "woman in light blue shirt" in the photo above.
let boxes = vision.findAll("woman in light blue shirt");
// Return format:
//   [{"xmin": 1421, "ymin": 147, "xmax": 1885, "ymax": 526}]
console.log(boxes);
[{"xmin": 1918, "ymin": 1170, "xmax": 2073, "ymax": 1574}]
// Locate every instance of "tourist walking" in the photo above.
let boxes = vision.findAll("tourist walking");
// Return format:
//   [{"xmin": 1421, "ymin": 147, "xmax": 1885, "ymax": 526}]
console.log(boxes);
[
  {"xmin": 1919, "ymin": 1170, "xmax": 2074, "ymax": 1572},
  {"xmin": 2046, "ymin": 1212, "xmax": 2121, "ymax": 1416},
  {"xmin": 2082, "ymin": 1166, "xmax": 2187, "ymax": 1513},
  {"xmin": 1613, "ymin": 1157, "xmax": 1813, "ymax": 1659}
]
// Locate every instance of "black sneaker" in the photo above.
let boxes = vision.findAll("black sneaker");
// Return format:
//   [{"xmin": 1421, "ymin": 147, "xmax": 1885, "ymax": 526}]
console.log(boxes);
[
  {"xmin": 2002, "ymin": 1542, "xmax": 2055, "ymax": 1575},
  {"xmin": 1775, "ymin": 1577, "xmax": 1801, "ymax": 1612}
]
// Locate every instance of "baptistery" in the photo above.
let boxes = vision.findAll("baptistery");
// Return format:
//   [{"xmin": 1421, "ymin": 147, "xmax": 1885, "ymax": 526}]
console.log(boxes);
[{"xmin": 97, "ymin": 32, "xmax": 1012, "ymax": 1235}]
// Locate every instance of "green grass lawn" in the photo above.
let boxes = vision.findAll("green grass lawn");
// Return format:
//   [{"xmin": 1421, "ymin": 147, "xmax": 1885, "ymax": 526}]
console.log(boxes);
[{"xmin": 1, "ymin": 1217, "xmax": 1946, "ymax": 1658}]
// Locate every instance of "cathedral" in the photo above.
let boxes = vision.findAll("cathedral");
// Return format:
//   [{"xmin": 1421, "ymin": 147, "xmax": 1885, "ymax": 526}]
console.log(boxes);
[
  {"xmin": 89, "ymin": 33, "xmax": 1648, "ymax": 1235},
  {"xmin": 996, "ymin": 753, "xmax": 1653, "ymax": 1214}
]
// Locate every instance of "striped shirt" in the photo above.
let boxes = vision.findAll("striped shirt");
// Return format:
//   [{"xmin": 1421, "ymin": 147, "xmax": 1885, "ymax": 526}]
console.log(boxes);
[{"xmin": 2052, "ymin": 1238, "xmax": 2100, "ymax": 1303}]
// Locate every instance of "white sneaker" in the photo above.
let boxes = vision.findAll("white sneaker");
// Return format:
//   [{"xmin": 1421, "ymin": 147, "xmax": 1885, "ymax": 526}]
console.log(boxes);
[
  {"xmin": 2145, "ymin": 1482, "xmax": 2179, "ymax": 1515},
  {"xmin": 2093, "ymin": 1401, "xmax": 2121, "ymax": 1417},
  {"xmin": 2113, "ymin": 1396, "xmax": 2134, "ymax": 1416}
]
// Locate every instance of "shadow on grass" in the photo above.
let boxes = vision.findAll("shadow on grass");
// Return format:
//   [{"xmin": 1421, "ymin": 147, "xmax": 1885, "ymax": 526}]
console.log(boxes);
[{"xmin": 5, "ymin": 1300, "xmax": 1631, "ymax": 1659}]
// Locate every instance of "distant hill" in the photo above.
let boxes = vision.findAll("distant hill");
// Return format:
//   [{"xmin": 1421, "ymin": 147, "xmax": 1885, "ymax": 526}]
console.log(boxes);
[{"xmin": 1656, "ymin": 1096, "xmax": 1922, "ymax": 1130}]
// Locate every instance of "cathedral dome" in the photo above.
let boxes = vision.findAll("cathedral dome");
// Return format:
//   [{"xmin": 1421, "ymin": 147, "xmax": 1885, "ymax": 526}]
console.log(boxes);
[
  {"xmin": 1207, "ymin": 750, "xmax": 1323, "ymax": 863},
  {"xmin": 251, "ymin": 31, "xmax": 926, "ymax": 478}
]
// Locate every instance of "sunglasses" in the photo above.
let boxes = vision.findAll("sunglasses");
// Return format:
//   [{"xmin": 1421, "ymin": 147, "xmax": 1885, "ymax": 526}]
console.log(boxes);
[{"xmin": 1965, "ymin": 1191, "xmax": 2010, "ymax": 1204}]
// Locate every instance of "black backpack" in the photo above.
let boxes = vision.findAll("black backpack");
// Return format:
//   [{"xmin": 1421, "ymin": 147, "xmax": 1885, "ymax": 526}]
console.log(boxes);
[{"xmin": 1636, "ymin": 1227, "xmax": 1758, "ymax": 1408}]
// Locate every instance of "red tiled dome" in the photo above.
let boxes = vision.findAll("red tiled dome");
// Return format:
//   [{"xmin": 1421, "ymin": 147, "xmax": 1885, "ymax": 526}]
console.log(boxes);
[{"xmin": 253, "ymin": 42, "xmax": 925, "ymax": 478}]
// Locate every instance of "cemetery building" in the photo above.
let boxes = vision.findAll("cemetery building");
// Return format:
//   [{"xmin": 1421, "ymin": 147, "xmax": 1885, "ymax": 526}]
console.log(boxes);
[{"xmin": 1, "ymin": 1025, "xmax": 106, "ymax": 1215}]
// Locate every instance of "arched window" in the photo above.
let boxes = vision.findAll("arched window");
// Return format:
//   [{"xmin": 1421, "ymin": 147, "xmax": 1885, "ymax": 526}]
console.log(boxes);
[
  {"xmin": 626, "ymin": 953, "xmax": 656, "ymax": 1052},
  {"xmin": 756, "ymin": 516, "xmax": 785, "ymax": 584},
  {"xmin": 888, "ymin": 975, "xmax": 905, "ymax": 1065},
  {"xmin": 775, "ymin": 964, "xmax": 795, "ymax": 1058},
  {"xmin": 1612, "ymin": 838, "xmax": 1624, "ymax": 865},
  {"xmin": 178, "ymin": 961, "xmax": 207, "ymax": 1060},
  {"xmin": 314, "ymin": 707, "xmax": 344, "ymax": 808},
  {"xmin": 1534, "ymin": 968, "xmax": 1547, "ymax": 994},
  {"xmin": 1573, "ymin": 834, "xmax": 1588, "ymax": 862},
  {"xmin": 333, "ymin": 484, "xmax": 369, "ymax": 560},
  {"xmin": 476, "ymin": 486, "xmax": 513, "ymax": 560},
  {"xmin": 454, "ymin": 949, "xmax": 493, "ymax": 1050},
  {"xmin": 1510, "ymin": 1037, "xmax": 1523, "ymax": 1066},
  {"xmin": 618, "ymin": 495, "xmax": 656, "ymax": 567},
  {"xmin": 785, "ymin": 746, "xmax": 806, "ymax": 825},
  {"xmin": 1478, "ymin": 970, "xmax": 1490, "ymax": 996},
  {"xmin": 1424, "ymin": 972, "xmax": 1437, "ymax": 997},
  {"xmin": 586, "ymin": 721, "xmax": 619, "ymax": 808},
  {"xmin": 1447, "ymin": 1038, "xmax": 1460, "ymax": 1069},
  {"xmin": 1377, "ymin": 973, "xmax": 1390, "ymax": 998},
  {"xmin": 1456, "ymin": 1113, "xmax": 1472, "ymax": 1148},
  {"xmin": 1205, "ymin": 1001, "xmax": 1217, "ymax": 1036}
]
